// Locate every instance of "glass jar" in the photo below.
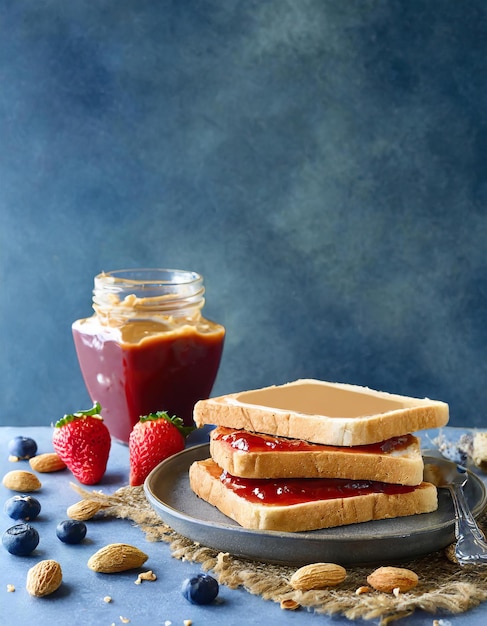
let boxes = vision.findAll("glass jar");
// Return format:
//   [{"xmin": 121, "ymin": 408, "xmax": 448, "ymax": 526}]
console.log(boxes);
[{"xmin": 72, "ymin": 269, "xmax": 225, "ymax": 443}]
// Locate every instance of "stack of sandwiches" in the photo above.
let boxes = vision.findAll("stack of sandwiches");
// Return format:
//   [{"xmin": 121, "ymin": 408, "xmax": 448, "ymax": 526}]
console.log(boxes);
[{"xmin": 189, "ymin": 380, "xmax": 449, "ymax": 532}]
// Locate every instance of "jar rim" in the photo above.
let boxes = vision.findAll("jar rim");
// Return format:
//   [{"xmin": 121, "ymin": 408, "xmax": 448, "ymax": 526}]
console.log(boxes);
[
  {"xmin": 96, "ymin": 268, "xmax": 202, "ymax": 286},
  {"xmin": 92, "ymin": 268, "xmax": 205, "ymax": 316}
]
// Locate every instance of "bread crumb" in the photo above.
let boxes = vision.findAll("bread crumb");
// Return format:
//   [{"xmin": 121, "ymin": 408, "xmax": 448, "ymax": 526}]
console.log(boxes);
[
  {"xmin": 355, "ymin": 586, "xmax": 371, "ymax": 595},
  {"xmin": 164, "ymin": 621, "xmax": 172, "ymax": 626},
  {"xmin": 103, "ymin": 596, "xmax": 112, "ymax": 603},
  {"xmin": 183, "ymin": 621, "xmax": 192, "ymax": 626},
  {"xmin": 7, "ymin": 584, "xmax": 15, "ymax": 592},
  {"xmin": 120, "ymin": 617, "xmax": 130, "ymax": 624}
]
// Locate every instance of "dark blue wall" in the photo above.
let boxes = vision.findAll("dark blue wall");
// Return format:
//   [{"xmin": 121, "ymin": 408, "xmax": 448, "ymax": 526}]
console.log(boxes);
[{"xmin": 1, "ymin": 0, "xmax": 486, "ymax": 427}]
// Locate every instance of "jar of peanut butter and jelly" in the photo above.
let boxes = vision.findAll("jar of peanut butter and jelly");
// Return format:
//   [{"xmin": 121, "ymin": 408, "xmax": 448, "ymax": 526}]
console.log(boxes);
[{"xmin": 72, "ymin": 269, "xmax": 225, "ymax": 443}]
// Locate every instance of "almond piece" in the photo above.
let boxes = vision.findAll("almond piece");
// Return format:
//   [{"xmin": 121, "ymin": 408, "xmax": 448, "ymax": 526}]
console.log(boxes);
[
  {"xmin": 29, "ymin": 453, "xmax": 66, "ymax": 473},
  {"xmin": 67, "ymin": 499, "xmax": 105, "ymax": 521},
  {"xmin": 280, "ymin": 599, "xmax": 300, "ymax": 610},
  {"xmin": 367, "ymin": 566, "xmax": 418, "ymax": 593},
  {"xmin": 87, "ymin": 543, "xmax": 149, "ymax": 573},
  {"xmin": 290, "ymin": 562, "xmax": 347, "ymax": 590},
  {"xmin": 26, "ymin": 560, "xmax": 63, "ymax": 597},
  {"xmin": 135, "ymin": 570, "xmax": 157, "ymax": 584},
  {"xmin": 2, "ymin": 470, "xmax": 41, "ymax": 492}
]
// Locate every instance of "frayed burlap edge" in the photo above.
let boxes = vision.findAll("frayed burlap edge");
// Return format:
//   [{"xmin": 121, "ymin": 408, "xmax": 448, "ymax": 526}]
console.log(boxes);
[{"xmin": 70, "ymin": 482, "xmax": 487, "ymax": 624}]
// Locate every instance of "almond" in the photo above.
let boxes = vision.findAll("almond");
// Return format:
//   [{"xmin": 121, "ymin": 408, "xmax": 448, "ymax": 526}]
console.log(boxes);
[
  {"xmin": 2, "ymin": 470, "xmax": 41, "ymax": 492},
  {"xmin": 135, "ymin": 570, "xmax": 157, "ymax": 584},
  {"xmin": 29, "ymin": 453, "xmax": 66, "ymax": 473},
  {"xmin": 356, "ymin": 585, "xmax": 372, "ymax": 595},
  {"xmin": 67, "ymin": 499, "xmax": 105, "ymax": 521},
  {"xmin": 289, "ymin": 562, "xmax": 347, "ymax": 590},
  {"xmin": 87, "ymin": 543, "xmax": 149, "ymax": 573},
  {"xmin": 26, "ymin": 560, "xmax": 63, "ymax": 597},
  {"xmin": 280, "ymin": 599, "xmax": 300, "ymax": 610},
  {"xmin": 367, "ymin": 566, "xmax": 419, "ymax": 593}
]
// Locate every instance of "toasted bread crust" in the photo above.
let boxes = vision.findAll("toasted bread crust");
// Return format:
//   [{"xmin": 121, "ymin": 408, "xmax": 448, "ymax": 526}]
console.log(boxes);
[
  {"xmin": 209, "ymin": 427, "xmax": 424, "ymax": 484},
  {"xmin": 189, "ymin": 458, "xmax": 438, "ymax": 532},
  {"xmin": 194, "ymin": 379, "xmax": 449, "ymax": 446}
]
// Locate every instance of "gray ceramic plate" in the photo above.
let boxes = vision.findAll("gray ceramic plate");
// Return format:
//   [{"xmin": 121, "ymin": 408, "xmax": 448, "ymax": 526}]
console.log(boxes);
[{"xmin": 144, "ymin": 443, "xmax": 487, "ymax": 566}]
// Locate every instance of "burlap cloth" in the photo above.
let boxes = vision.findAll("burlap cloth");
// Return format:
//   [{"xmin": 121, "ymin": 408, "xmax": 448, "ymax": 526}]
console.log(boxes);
[{"xmin": 71, "ymin": 483, "xmax": 487, "ymax": 624}]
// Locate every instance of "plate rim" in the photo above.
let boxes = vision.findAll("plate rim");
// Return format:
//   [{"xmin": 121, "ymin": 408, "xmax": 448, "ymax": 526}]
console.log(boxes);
[{"xmin": 144, "ymin": 443, "xmax": 487, "ymax": 561}]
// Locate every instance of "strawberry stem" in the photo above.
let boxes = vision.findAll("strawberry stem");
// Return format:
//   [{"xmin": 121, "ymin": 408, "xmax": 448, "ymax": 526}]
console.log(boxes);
[
  {"xmin": 139, "ymin": 411, "xmax": 195, "ymax": 438},
  {"xmin": 55, "ymin": 402, "xmax": 103, "ymax": 428}
]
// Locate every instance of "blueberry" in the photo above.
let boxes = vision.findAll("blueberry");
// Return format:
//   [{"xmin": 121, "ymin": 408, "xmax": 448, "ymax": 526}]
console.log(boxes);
[
  {"xmin": 181, "ymin": 573, "xmax": 219, "ymax": 605},
  {"xmin": 8, "ymin": 436, "xmax": 38, "ymax": 460},
  {"xmin": 4, "ymin": 495, "xmax": 41, "ymax": 521},
  {"xmin": 2, "ymin": 523, "xmax": 40, "ymax": 555},
  {"xmin": 56, "ymin": 519, "xmax": 87, "ymax": 544}
]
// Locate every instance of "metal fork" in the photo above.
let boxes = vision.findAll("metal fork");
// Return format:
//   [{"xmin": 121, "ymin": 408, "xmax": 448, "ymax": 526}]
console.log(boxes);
[{"xmin": 423, "ymin": 457, "xmax": 487, "ymax": 565}]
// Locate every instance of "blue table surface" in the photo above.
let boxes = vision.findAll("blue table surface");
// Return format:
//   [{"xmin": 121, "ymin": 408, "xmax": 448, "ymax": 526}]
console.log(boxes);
[{"xmin": 1, "ymin": 426, "xmax": 487, "ymax": 626}]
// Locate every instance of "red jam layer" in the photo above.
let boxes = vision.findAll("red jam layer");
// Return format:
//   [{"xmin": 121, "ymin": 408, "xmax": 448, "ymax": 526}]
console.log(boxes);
[
  {"xmin": 214, "ymin": 467, "xmax": 417, "ymax": 506},
  {"xmin": 214, "ymin": 426, "xmax": 414, "ymax": 455}
]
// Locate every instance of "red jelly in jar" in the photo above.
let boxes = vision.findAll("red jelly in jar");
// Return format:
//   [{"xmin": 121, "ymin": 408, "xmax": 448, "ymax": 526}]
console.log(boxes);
[{"xmin": 72, "ymin": 269, "xmax": 225, "ymax": 443}]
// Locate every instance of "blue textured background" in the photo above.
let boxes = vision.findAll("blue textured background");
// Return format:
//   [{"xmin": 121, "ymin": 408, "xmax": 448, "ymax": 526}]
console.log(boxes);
[{"xmin": 1, "ymin": 0, "xmax": 486, "ymax": 427}]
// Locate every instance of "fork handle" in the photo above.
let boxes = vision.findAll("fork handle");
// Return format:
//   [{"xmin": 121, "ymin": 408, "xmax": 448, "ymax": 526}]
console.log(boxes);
[
  {"xmin": 451, "ymin": 484, "xmax": 486, "ymax": 541},
  {"xmin": 448, "ymin": 484, "xmax": 487, "ymax": 565}
]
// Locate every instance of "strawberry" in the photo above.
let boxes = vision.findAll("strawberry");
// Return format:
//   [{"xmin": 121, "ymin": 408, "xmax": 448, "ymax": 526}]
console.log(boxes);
[
  {"xmin": 129, "ymin": 411, "xmax": 194, "ymax": 486},
  {"xmin": 52, "ymin": 402, "xmax": 111, "ymax": 485}
]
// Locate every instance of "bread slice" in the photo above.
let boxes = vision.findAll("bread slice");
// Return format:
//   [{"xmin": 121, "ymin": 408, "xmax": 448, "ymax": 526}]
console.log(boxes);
[
  {"xmin": 209, "ymin": 426, "xmax": 424, "ymax": 485},
  {"xmin": 189, "ymin": 458, "xmax": 438, "ymax": 532},
  {"xmin": 194, "ymin": 379, "xmax": 449, "ymax": 446}
]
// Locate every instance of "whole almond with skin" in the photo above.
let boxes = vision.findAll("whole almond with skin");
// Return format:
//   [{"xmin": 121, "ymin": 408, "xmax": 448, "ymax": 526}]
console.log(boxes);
[
  {"xmin": 367, "ymin": 566, "xmax": 419, "ymax": 593},
  {"xmin": 26, "ymin": 560, "xmax": 63, "ymax": 597},
  {"xmin": 2, "ymin": 470, "xmax": 41, "ymax": 492},
  {"xmin": 87, "ymin": 543, "xmax": 149, "ymax": 573},
  {"xmin": 67, "ymin": 499, "xmax": 105, "ymax": 521},
  {"xmin": 290, "ymin": 562, "xmax": 347, "ymax": 590},
  {"xmin": 29, "ymin": 453, "xmax": 67, "ymax": 473}
]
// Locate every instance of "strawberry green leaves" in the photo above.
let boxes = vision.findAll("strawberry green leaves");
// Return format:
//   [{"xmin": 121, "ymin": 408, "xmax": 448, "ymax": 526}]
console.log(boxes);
[
  {"xmin": 138, "ymin": 411, "xmax": 195, "ymax": 438},
  {"xmin": 54, "ymin": 402, "xmax": 103, "ymax": 428}
]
